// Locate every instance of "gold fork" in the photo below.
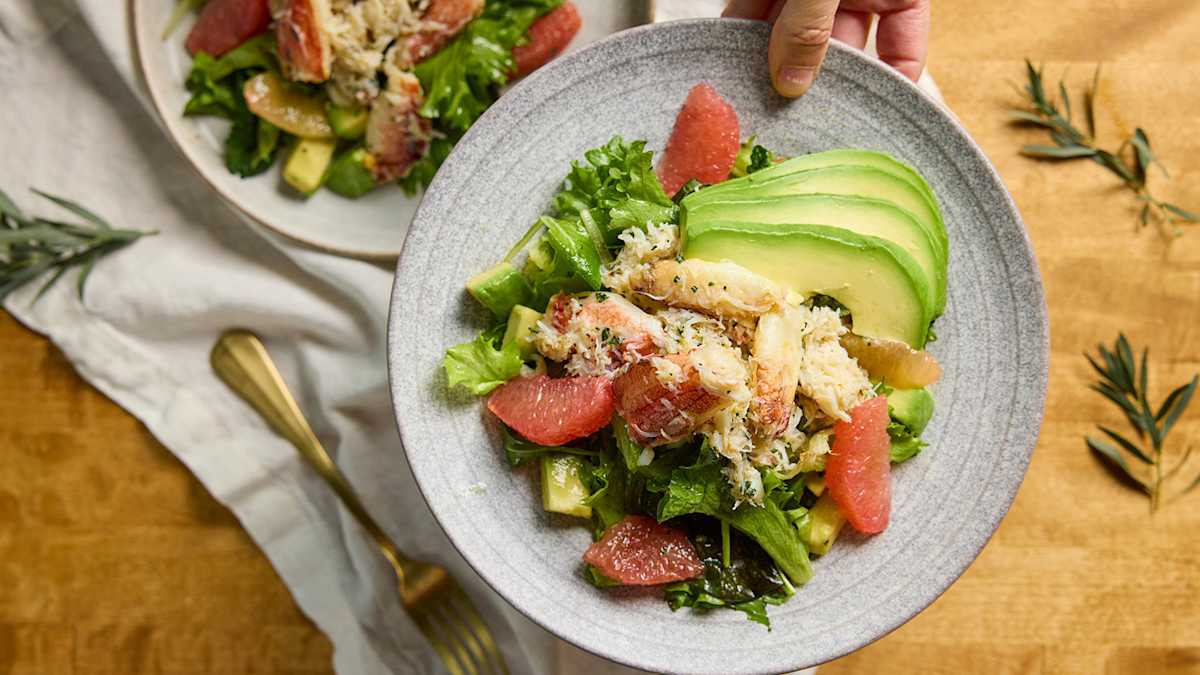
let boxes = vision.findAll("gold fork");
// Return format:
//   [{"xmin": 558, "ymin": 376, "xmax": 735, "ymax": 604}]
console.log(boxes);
[{"xmin": 211, "ymin": 329, "xmax": 510, "ymax": 675}]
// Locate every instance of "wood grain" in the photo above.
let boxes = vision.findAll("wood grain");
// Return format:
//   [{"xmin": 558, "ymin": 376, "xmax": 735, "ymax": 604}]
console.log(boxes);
[{"xmin": 3, "ymin": 1, "xmax": 1200, "ymax": 673}]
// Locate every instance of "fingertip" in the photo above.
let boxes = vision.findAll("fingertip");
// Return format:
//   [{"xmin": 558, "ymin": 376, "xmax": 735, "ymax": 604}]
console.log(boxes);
[{"xmin": 774, "ymin": 65, "xmax": 816, "ymax": 98}]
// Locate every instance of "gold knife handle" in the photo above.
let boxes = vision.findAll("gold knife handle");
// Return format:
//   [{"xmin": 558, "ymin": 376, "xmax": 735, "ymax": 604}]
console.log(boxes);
[{"xmin": 210, "ymin": 330, "xmax": 412, "ymax": 577}]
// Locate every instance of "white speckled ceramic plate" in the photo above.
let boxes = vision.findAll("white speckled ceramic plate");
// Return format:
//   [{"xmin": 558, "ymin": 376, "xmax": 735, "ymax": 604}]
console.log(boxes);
[
  {"xmin": 131, "ymin": 0, "xmax": 653, "ymax": 260},
  {"xmin": 389, "ymin": 19, "xmax": 1048, "ymax": 674}
]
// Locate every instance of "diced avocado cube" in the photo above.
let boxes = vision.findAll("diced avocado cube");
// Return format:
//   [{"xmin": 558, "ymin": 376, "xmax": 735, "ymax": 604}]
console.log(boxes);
[
  {"xmin": 467, "ymin": 262, "xmax": 533, "ymax": 321},
  {"xmin": 541, "ymin": 454, "xmax": 592, "ymax": 518},
  {"xmin": 802, "ymin": 493, "xmax": 846, "ymax": 556},
  {"xmin": 805, "ymin": 473, "xmax": 826, "ymax": 497},
  {"xmin": 283, "ymin": 137, "xmax": 337, "ymax": 195},
  {"xmin": 325, "ymin": 147, "xmax": 378, "ymax": 199},
  {"xmin": 888, "ymin": 387, "xmax": 935, "ymax": 435},
  {"xmin": 526, "ymin": 239, "xmax": 555, "ymax": 273},
  {"xmin": 502, "ymin": 305, "xmax": 543, "ymax": 358},
  {"xmin": 327, "ymin": 104, "xmax": 369, "ymax": 140}
]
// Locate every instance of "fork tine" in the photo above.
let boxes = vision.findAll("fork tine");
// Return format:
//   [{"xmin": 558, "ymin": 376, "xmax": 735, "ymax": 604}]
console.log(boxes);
[
  {"xmin": 412, "ymin": 607, "xmax": 471, "ymax": 675},
  {"xmin": 434, "ymin": 590, "xmax": 489, "ymax": 667},
  {"xmin": 423, "ymin": 603, "xmax": 483, "ymax": 675},
  {"xmin": 447, "ymin": 586, "xmax": 510, "ymax": 675},
  {"xmin": 428, "ymin": 600, "xmax": 488, "ymax": 675}
]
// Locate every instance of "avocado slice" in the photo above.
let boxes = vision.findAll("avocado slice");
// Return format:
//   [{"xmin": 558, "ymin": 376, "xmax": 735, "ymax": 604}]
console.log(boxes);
[
  {"xmin": 283, "ymin": 137, "xmax": 337, "ymax": 195},
  {"xmin": 502, "ymin": 305, "xmax": 543, "ymax": 359},
  {"xmin": 683, "ymin": 193, "xmax": 946, "ymax": 314},
  {"xmin": 718, "ymin": 149, "xmax": 937, "ymax": 207},
  {"xmin": 888, "ymin": 387, "xmax": 935, "ymax": 435},
  {"xmin": 541, "ymin": 454, "xmax": 592, "ymax": 518},
  {"xmin": 466, "ymin": 262, "xmax": 533, "ymax": 321},
  {"xmin": 682, "ymin": 220, "xmax": 932, "ymax": 346},
  {"xmin": 683, "ymin": 164, "xmax": 947, "ymax": 269},
  {"xmin": 801, "ymin": 492, "xmax": 845, "ymax": 556}
]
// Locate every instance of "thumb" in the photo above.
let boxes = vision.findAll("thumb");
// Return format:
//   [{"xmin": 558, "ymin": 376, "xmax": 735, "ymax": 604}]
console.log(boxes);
[{"xmin": 768, "ymin": 0, "xmax": 841, "ymax": 98}]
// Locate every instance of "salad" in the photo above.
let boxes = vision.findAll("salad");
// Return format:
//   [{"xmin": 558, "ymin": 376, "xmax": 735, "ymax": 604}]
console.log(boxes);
[
  {"xmin": 170, "ymin": 0, "xmax": 581, "ymax": 198},
  {"xmin": 444, "ymin": 82, "xmax": 948, "ymax": 627}
]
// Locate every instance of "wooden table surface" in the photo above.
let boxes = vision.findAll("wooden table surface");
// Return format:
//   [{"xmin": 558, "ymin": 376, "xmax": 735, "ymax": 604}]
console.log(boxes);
[{"xmin": 3, "ymin": 1, "xmax": 1200, "ymax": 673}]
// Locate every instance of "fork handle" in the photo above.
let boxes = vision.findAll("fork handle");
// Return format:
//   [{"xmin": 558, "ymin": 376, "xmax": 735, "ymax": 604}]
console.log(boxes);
[{"xmin": 211, "ymin": 330, "xmax": 412, "ymax": 575}]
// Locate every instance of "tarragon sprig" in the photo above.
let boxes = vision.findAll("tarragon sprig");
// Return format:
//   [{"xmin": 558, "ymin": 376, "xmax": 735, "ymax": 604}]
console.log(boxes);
[
  {"xmin": 1085, "ymin": 334, "xmax": 1199, "ymax": 512},
  {"xmin": 0, "ymin": 188, "xmax": 155, "ymax": 304},
  {"xmin": 1011, "ymin": 60, "xmax": 1200, "ymax": 233}
]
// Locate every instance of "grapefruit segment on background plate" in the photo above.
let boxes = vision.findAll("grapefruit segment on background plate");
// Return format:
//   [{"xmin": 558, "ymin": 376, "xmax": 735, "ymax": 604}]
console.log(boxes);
[
  {"xmin": 514, "ymin": 2, "xmax": 583, "ymax": 77},
  {"xmin": 185, "ymin": 0, "xmax": 270, "ymax": 57}
]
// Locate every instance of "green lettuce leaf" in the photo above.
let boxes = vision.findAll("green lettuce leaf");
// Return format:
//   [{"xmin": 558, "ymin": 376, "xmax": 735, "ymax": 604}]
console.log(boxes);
[
  {"xmin": 400, "ymin": 0, "xmax": 559, "ymax": 192},
  {"xmin": 553, "ymin": 136, "xmax": 677, "ymax": 244},
  {"xmin": 443, "ymin": 325, "xmax": 523, "ymax": 395},
  {"xmin": 889, "ymin": 420, "xmax": 928, "ymax": 463},
  {"xmin": 657, "ymin": 450, "xmax": 813, "ymax": 586}
]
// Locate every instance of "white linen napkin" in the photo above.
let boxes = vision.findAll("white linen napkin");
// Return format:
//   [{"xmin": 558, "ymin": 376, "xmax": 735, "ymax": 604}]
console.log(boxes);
[{"xmin": 0, "ymin": 1, "xmax": 939, "ymax": 673}]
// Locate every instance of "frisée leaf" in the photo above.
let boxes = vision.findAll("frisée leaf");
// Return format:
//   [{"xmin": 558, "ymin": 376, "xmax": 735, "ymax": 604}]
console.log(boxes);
[{"xmin": 444, "ymin": 325, "xmax": 523, "ymax": 395}]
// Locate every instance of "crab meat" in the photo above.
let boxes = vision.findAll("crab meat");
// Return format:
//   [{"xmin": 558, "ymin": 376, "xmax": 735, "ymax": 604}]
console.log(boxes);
[
  {"xmin": 615, "ymin": 346, "xmax": 747, "ymax": 446},
  {"xmin": 796, "ymin": 306, "xmax": 874, "ymax": 421},
  {"xmin": 534, "ymin": 292, "xmax": 666, "ymax": 376},
  {"xmin": 365, "ymin": 72, "xmax": 433, "ymax": 182},
  {"xmin": 749, "ymin": 303, "xmax": 807, "ymax": 437},
  {"xmin": 841, "ymin": 333, "xmax": 942, "ymax": 389},
  {"xmin": 271, "ymin": 0, "xmax": 333, "ymax": 82},
  {"xmin": 394, "ymin": 0, "xmax": 484, "ymax": 68},
  {"xmin": 632, "ymin": 259, "xmax": 783, "ymax": 319}
]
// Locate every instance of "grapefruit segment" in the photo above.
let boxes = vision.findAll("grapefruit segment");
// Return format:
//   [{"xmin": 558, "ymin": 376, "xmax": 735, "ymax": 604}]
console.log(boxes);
[
  {"xmin": 513, "ymin": 2, "xmax": 583, "ymax": 77},
  {"xmin": 655, "ymin": 83, "xmax": 741, "ymax": 197},
  {"xmin": 583, "ymin": 515, "xmax": 704, "ymax": 585},
  {"xmin": 185, "ymin": 0, "xmax": 271, "ymax": 57},
  {"xmin": 825, "ymin": 396, "xmax": 892, "ymax": 534},
  {"xmin": 487, "ymin": 375, "xmax": 614, "ymax": 446}
]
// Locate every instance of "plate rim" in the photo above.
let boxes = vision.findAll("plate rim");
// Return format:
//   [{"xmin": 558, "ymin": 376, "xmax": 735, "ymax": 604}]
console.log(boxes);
[
  {"xmin": 390, "ymin": 17, "xmax": 1048, "ymax": 674},
  {"xmin": 128, "ymin": 0, "xmax": 412, "ymax": 261}
]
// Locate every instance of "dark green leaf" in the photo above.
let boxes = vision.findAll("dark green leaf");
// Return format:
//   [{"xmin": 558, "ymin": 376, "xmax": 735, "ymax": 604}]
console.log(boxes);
[
  {"xmin": 1162, "ymin": 203, "xmax": 1200, "ymax": 223},
  {"xmin": 1158, "ymin": 375, "xmax": 1198, "ymax": 438},
  {"xmin": 1086, "ymin": 437, "xmax": 1149, "ymax": 492},
  {"xmin": 1092, "ymin": 150, "xmax": 1137, "ymax": 184},
  {"xmin": 1008, "ymin": 110, "xmax": 1057, "ymax": 128},
  {"xmin": 1097, "ymin": 426, "xmax": 1153, "ymax": 464},
  {"xmin": 1020, "ymin": 144, "xmax": 1096, "ymax": 159},
  {"xmin": 1084, "ymin": 66, "xmax": 1100, "ymax": 139},
  {"xmin": 31, "ymin": 190, "xmax": 111, "ymax": 230},
  {"xmin": 1139, "ymin": 203, "xmax": 1151, "ymax": 226},
  {"xmin": 1130, "ymin": 128, "xmax": 1165, "ymax": 177},
  {"xmin": 1058, "ymin": 80, "xmax": 1072, "ymax": 121},
  {"xmin": 76, "ymin": 253, "xmax": 99, "ymax": 300},
  {"xmin": 0, "ymin": 188, "xmax": 25, "ymax": 222},
  {"xmin": 501, "ymin": 426, "xmax": 596, "ymax": 467}
]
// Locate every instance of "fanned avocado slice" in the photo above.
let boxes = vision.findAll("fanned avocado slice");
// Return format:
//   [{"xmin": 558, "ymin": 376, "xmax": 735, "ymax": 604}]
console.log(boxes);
[
  {"xmin": 683, "ymin": 193, "xmax": 946, "ymax": 314},
  {"xmin": 682, "ymin": 220, "xmax": 933, "ymax": 347}
]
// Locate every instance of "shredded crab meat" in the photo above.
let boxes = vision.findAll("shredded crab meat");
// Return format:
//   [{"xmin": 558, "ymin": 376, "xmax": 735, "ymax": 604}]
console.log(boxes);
[
  {"xmin": 602, "ymin": 223, "xmax": 680, "ymax": 298},
  {"xmin": 631, "ymin": 258, "xmax": 783, "ymax": 319},
  {"xmin": 533, "ymin": 292, "xmax": 665, "ymax": 377},
  {"xmin": 794, "ymin": 305, "xmax": 873, "ymax": 421},
  {"xmin": 656, "ymin": 308, "xmax": 735, "ymax": 355}
]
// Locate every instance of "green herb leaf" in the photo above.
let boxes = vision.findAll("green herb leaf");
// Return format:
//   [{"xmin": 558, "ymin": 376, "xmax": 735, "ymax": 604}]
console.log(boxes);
[
  {"xmin": 1085, "ymin": 335, "xmax": 1200, "ymax": 512},
  {"xmin": 1020, "ymin": 144, "xmax": 1097, "ymax": 159},
  {"xmin": 0, "ymin": 190, "xmax": 154, "ymax": 304},
  {"xmin": 501, "ymin": 426, "xmax": 596, "ymax": 467},
  {"xmin": 1087, "ymin": 437, "xmax": 1148, "ymax": 492},
  {"xmin": 1015, "ymin": 62, "xmax": 1197, "ymax": 230}
]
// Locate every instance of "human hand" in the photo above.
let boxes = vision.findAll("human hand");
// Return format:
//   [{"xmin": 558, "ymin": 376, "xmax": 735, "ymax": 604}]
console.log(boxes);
[{"xmin": 723, "ymin": 0, "xmax": 930, "ymax": 98}]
